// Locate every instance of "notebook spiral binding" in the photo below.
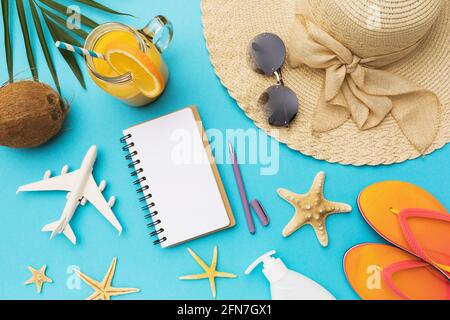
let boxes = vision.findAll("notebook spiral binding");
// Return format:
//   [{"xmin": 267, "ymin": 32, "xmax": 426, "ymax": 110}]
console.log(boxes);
[{"xmin": 120, "ymin": 134, "xmax": 167, "ymax": 245}]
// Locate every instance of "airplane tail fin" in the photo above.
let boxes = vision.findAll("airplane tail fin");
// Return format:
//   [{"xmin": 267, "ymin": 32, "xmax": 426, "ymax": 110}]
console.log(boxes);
[
  {"xmin": 42, "ymin": 220, "xmax": 61, "ymax": 236},
  {"xmin": 62, "ymin": 224, "xmax": 77, "ymax": 245},
  {"xmin": 41, "ymin": 220, "xmax": 77, "ymax": 245}
]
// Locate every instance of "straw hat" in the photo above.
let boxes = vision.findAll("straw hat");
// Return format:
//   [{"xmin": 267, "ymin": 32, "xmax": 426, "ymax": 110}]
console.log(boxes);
[{"xmin": 201, "ymin": 0, "xmax": 449, "ymax": 165}]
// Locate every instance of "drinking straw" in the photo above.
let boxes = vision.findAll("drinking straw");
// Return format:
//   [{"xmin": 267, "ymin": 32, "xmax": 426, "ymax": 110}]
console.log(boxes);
[{"xmin": 55, "ymin": 41, "xmax": 105, "ymax": 60}]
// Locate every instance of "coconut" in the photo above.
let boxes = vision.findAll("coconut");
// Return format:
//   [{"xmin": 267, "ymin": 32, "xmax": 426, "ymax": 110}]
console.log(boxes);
[{"xmin": 0, "ymin": 81, "xmax": 68, "ymax": 148}]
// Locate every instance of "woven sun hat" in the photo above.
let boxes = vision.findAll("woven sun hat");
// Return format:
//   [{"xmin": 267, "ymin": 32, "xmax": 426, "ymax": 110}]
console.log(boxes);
[{"xmin": 201, "ymin": 0, "xmax": 450, "ymax": 165}]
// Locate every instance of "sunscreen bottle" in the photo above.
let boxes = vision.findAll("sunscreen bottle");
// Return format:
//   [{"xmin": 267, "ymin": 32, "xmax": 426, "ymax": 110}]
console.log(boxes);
[{"xmin": 245, "ymin": 250, "xmax": 336, "ymax": 300}]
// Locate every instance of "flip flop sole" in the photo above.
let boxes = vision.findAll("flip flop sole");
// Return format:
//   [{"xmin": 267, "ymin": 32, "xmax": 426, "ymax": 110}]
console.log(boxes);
[
  {"xmin": 358, "ymin": 181, "xmax": 448, "ymax": 261},
  {"xmin": 344, "ymin": 243, "xmax": 450, "ymax": 300}
]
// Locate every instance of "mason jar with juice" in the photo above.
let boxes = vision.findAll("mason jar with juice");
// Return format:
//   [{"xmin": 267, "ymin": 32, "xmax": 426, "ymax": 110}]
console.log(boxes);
[{"xmin": 84, "ymin": 16, "xmax": 173, "ymax": 107}]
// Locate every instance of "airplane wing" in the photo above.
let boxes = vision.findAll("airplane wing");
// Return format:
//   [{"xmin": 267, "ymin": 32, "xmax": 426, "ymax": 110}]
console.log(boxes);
[
  {"xmin": 17, "ymin": 170, "xmax": 80, "ymax": 194},
  {"xmin": 83, "ymin": 175, "xmax": 123, "ymax": 235}
]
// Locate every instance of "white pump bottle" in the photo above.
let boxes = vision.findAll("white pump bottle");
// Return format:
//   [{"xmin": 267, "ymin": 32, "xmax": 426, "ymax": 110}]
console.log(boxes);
[{"xmin": 245, "ymin": 250, "xmax": 336, "ymax": 300}]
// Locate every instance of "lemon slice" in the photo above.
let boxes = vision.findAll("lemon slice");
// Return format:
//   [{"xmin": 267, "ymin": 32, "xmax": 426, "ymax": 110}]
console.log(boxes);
[{"xmin": 104, "ymin": 43, "xmax": 165, "ymax": 98}]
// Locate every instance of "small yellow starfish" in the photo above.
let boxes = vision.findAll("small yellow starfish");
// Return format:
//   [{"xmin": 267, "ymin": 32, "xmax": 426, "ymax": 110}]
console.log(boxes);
[
  {"xmin": 179, "ymin": 246, "xmax": 237, "ymax": 298},
  {"xmin": 24, "ymin": 265, "xmax": 53, "ymax": 293},
  {"xmin": 76, "ymin": 257, "xmax": 139, "ymax": 300},
  {"xmin": 278, "ymin": 171, "xmax": 352, "ymax": 247}
]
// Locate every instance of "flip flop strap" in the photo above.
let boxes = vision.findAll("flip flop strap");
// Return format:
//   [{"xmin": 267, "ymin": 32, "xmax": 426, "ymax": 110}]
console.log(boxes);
[
  {"xmin": 399, "ymin": 209, "xmax": 450, "ymax": 273},
  {"xmin": 382, "ymin": 260, "xmax": 432, "ymax": 300}
]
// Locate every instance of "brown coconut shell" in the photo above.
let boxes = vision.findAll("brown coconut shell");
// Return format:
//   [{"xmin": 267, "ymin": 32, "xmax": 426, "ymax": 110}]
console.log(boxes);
[{"xmin": 0, "ymin": 81, "xmax": 68, "ymax": 148}]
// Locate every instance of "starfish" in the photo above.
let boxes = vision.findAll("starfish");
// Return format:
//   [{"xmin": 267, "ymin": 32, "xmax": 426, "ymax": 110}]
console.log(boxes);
[
  {"xmin": 278, "ymin": 171, "xmax": 352, "ymax": 247},
  {"xmin": 179, "ymin": 246, "xmax": 237, "ymax": 298},
  {"xmin": 24, "ymin": 265, "xmax": 53, "ymax": 293},
  {"xmin": 76, "ymin": 257, "xmax": 139, "ymax": 300}
]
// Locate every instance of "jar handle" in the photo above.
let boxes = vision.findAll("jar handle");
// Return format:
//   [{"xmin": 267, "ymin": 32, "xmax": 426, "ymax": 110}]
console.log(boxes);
[{"xmin": 140, "ymin": 15, "xmax": 173, "ymax": 53}]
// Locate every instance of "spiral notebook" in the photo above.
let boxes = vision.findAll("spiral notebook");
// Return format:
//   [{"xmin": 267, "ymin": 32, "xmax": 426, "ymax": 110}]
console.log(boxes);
[{"xmin": 121, "ymin": 106, "xmax": 235, "ymax": 248}]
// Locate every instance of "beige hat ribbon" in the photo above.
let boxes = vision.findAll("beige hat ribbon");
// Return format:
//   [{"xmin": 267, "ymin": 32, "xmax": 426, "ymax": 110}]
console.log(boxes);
[{"xmin": 288, "ymin": 15, "xmax": 442, "ymax": 153}]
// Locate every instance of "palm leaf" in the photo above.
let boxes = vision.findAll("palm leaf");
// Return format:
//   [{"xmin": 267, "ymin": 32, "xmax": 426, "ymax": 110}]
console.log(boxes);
[
  {"xmin": 2, "ymin": 0, "xmax": 130, "ymax": 91},
  {"xmin": 30, "ymin": 0, "xmax": 61, "ymax": 92},
  {"xmin": 37, "ymin": 4, "xmax": 88, "ymax": 39},
  {"xmin": 38, "ymin": 0, "xmax": 99, "ymax": 29},
  {"xmin": 73, "ymin": 0, "xmax": 133, "ymax": 17},
  {"xmin": 16, "ymin": 0, "xmax": 39, "ymax": 80},
  {"xmin": 1, "ymin": 0, "xmax": 13, "ymax": 83},
  {"xmin": 42, "ymin": 13, "xmax": 86, "ymax": 89}
]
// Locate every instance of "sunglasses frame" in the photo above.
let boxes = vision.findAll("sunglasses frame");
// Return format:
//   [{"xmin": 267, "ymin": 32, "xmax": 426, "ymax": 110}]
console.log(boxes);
[{"xmin": 248, "ymin": 33, "xmax": 298, "ymax": 128}]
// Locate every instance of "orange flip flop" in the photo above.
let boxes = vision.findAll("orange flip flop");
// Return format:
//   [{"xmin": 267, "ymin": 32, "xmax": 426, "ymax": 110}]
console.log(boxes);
[
  {"xmin": 358, "ymin": 181, "xmax": 450, "ymax": 276},
  {"xmin": 344, "ymin": 243, "xmax": 450, "ymax": 300}
]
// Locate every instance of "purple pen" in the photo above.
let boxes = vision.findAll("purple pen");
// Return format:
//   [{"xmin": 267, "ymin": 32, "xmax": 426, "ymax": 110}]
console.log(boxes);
[
  {"xmin": 250, "ymin": 199, "xmax": 270, "ymax": 227},
  {"xmin": 228, "ymin": 143, "xmax": 256, "ymax": 234}
]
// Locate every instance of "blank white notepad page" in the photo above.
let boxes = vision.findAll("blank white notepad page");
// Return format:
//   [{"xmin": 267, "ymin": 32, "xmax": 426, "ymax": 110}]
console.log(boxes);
[{"xmin": 123, "ymin": 108, "xmax": 231, "ymax": 247}]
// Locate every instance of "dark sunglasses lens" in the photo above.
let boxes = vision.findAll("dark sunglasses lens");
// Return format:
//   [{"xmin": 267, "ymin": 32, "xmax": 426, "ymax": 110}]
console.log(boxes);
[
  {"xmin": 248, "ymin": 33, "xmax": 286, "ymax": 75},
  {"xmin": 259, "ymin": 85, "xmax": 298, "ymax": 127}
]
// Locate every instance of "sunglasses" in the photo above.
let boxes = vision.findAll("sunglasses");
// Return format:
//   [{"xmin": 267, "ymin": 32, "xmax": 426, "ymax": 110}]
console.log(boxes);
[{"xmin": 248, "ymin": 33, "xmax": 298, "ymax": 127}]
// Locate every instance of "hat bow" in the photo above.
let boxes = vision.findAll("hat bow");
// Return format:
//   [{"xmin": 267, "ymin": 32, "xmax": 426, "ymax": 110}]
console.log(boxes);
[{"xmin": 288, "ymin": 15, "xmax": 442, "ymax": 153}]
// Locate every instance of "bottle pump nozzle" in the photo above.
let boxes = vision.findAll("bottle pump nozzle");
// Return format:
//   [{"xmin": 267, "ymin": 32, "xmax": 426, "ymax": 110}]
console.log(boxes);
[
  {"xmin": 245, "ymin": 250, "xmax": 336, "ymax": 300},
  {"xmin": 245, "ymin": 250, "xmax": 289, "ymax": 283},
  {"xmin": 245, "ymin": 250, "xmax": 277, "ymax": 275}
]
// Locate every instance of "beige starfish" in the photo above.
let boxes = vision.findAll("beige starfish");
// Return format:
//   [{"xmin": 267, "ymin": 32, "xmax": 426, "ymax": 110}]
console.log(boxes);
[
  {"xmin": 179, "ymin": 246, "xmax": 237, "ymax": 298},
  {"xmin": 24, "ymin": 265, "xmax": 53, "ymax": 293},
  {"xmin": 278, "ymin": 171, "xmax": 352, "ymax": 247},
  {"xmin": 76, "ymin": 257, "xmax": 139, "ymax": 300}
]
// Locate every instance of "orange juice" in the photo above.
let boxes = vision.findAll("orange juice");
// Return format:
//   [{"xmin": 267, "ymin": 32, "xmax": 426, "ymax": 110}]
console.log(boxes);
[{"xmin": 84, "ymin": 18, "xmax": 172, "ymax": 106}]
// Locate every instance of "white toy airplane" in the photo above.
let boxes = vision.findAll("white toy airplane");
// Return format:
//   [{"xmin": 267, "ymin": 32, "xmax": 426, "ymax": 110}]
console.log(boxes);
[{"xmin": 17, "ymin": 145, "xmax": 122, "ymax": 245}]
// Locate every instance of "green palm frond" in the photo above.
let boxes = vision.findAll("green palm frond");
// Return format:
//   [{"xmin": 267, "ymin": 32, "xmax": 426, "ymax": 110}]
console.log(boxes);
[
  {"xmin": 17, "ymin": 0, "xmax": 38, "ymax": 80},
  {"xmin": 39, "ymin": 0, "xmax": 99, "ymax": 29},
  {"xmin": 1, "ymin": 0, "xmax": 13, "ymax": 83},
  {"xmin": 42, "ymin": 12, "xmax": 86, "ymax": 89},
  {"xmin": 36, "ymin": 4, "xmax": 88, "ymax": 39},
  {"xmin": 30, "ymin": 0, "xmax": 61, "ymax": 91},
  {"xmin": 73, "ymin": 0, "xmax": 134, "ymax": 17},
  {"xmin": 1, "ymin": 0, "xmax": 131, "ymax": 91}
]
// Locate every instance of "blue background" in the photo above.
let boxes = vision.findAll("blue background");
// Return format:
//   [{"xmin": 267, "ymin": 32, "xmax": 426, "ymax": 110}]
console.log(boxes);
[{"xmin": 0, "ymin": 0, "xmax": 448, "ymax": 300}]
